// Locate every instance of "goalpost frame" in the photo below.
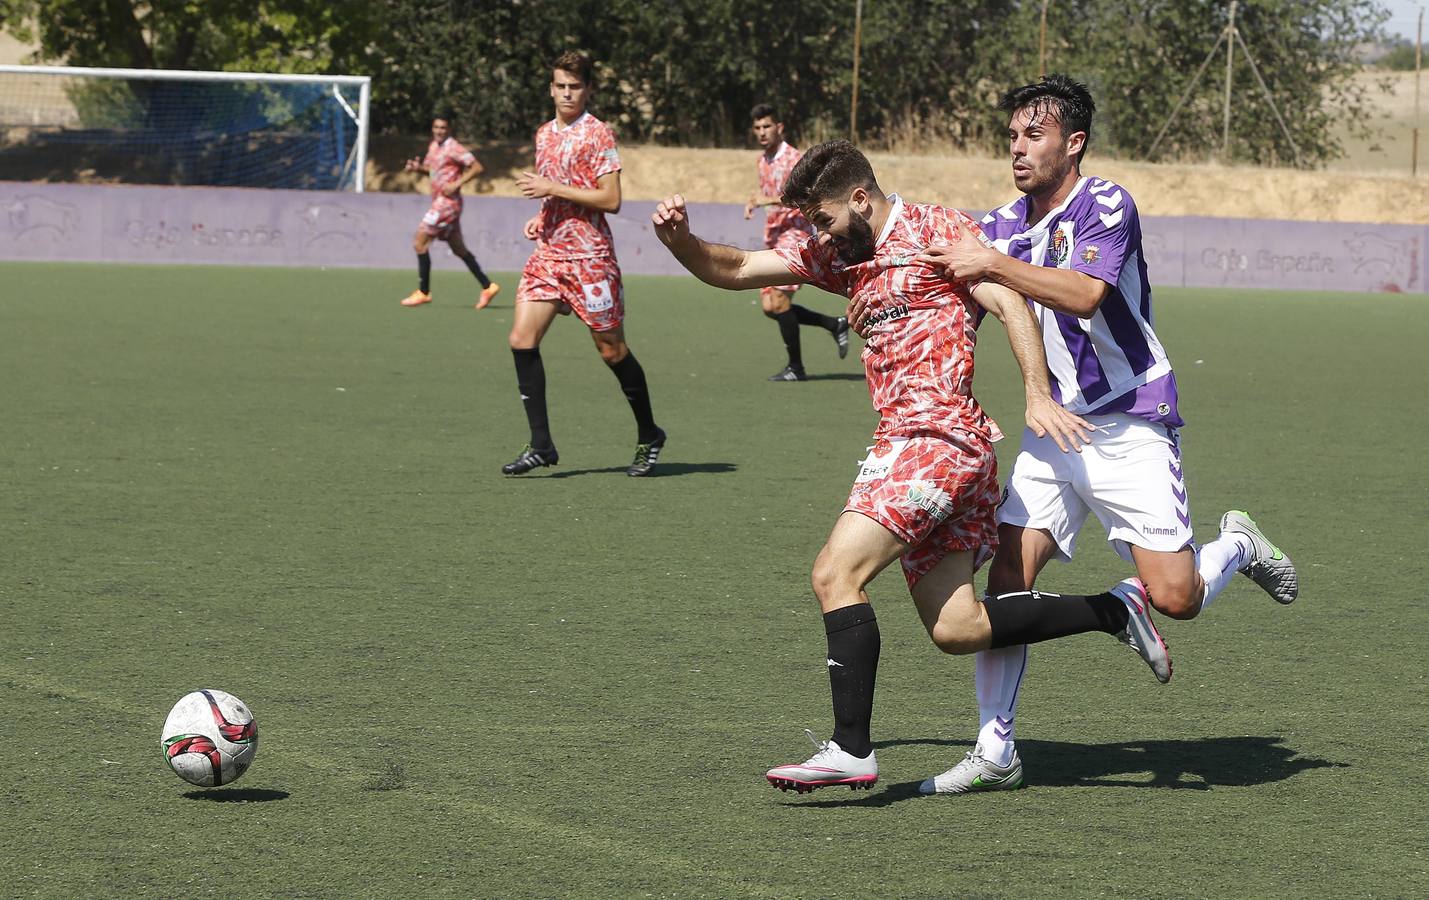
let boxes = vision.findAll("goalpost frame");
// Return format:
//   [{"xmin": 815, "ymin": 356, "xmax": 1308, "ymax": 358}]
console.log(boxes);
[{"xmin": 0, "ymin": 64, "xmax": 373, "ymax": 192}]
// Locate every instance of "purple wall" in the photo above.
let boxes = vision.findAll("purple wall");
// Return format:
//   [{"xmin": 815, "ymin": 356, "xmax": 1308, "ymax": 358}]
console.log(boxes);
[{"xmin": 1, "ymin": 181, "xmax": 1424, "ymax": 293}]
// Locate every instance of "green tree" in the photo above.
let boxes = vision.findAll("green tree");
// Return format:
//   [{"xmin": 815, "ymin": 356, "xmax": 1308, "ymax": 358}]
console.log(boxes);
[
  {"xmin": 1033, "ymin": 0, "xmax": 1391, "ymax": 167},
  {"xmin": 0, "ymin": 0, "xmax": 378, "ymax": 74}
]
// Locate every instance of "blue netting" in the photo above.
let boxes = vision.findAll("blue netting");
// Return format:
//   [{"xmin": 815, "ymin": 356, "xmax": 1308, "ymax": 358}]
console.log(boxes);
[{"xmin": 1, "ymin": 77, "xmax": 361, "ymax": 190}]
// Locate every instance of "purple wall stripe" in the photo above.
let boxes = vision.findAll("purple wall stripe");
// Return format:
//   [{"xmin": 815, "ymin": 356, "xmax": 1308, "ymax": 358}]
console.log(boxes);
[{"xmin": 2, "ymin": 182, "xmax": 1424, "ymax": 294}]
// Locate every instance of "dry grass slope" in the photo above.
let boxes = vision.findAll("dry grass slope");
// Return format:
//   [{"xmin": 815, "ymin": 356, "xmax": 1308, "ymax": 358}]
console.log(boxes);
[{"xmin": 371, "ymin": 137, "xmax": 1429, "ymax": 225}]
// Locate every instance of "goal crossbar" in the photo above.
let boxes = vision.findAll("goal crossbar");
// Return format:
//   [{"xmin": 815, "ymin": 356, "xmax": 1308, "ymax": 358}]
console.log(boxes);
[{"xmin": 0, "ymin": 64, "xmax": 372, "ymax": 191}]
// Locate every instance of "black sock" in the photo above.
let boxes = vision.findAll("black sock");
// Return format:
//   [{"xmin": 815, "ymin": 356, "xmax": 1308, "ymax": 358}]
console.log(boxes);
[
  {"xmin": 607, "ymin": 352, "xmax": 659, "ymax": 443},
  {"xmin": 824, "ymin": 604, "xmax": 879, "ymax": 759},
  {"xmin": 417, "ymin": 252, "xmax": 431, "ymax": 293},
  {"xmin": 455, "ymin": 251, "xmax": 490, "ymax": 288},
  {"xmin": 792, "ymin": 304, "xmax": 839, "ymax": 332},
  {"xmin": 771, "ymin": 310, "xmax": 803, "ymax": 369},
  {"xmin": 983, "ymin": 590, "xmax": 1130, "ymax": 649},
  {"xmin": 511, "ymin": 348, "xmax": 552, "ymax": 449}
]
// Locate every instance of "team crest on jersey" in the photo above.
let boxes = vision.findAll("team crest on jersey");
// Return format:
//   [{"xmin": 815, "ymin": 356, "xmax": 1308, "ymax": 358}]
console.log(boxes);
[
  {"xmin": 1081, "ymin": 245, "xmax": 1100, "ymax": 264},
  {"xmin": 1049, "ymin": 230, "xmax": 1069, "ymax": 265}
]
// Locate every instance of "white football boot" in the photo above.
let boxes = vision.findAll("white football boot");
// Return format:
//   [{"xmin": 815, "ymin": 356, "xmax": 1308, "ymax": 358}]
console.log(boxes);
[
  {"xmin": 765, "ymin": 729, "xmax": 878, "ymax": 793},
  {"xmin": 919, "ymin": 745, "xmax": 1025, "ymax": 795},
  {"xmin": 1110, "ymin": 578, "xmax": 1172, "ymax": 683},
  {"xmin": 1220, "ymin": 510, "xmax": 1299, "ymax": 604}
]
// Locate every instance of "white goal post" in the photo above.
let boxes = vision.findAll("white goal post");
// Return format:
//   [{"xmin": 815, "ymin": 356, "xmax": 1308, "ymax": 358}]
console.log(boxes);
[{"xmin": 0, "ymin": 64, "xmax": 372, "ymax": 192}]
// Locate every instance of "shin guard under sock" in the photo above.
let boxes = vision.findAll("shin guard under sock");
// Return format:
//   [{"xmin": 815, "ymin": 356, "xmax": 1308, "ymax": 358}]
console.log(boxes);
[
  {"xmin": 983, "ymin": 590, "xmax": 1129, "ymax": 649},
  {"xmin": 824, "ymin": 604, "xmax": 879, "ymax": 759},
  {"xmin": 511, "ymin": 348, "xmax": 552, "ymax": 449},
  {"xmin": 607, "ymin": 353, "xmax": 659, "ymax": 443}
]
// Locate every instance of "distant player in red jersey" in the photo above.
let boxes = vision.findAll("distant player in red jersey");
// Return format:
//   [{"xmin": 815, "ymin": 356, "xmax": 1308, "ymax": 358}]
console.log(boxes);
[
  {"xmin": 652, "ymin": 141, "xmax": 1171, "ymax": 794},
  {"xmin": 503, "ymin": 52, "xmax": 664, "ymax": 477},
  {"xmin": 743, "ymin": 104, "xmax": 849, "ymax": 380},
  {"xmin": 399, "ymin": 112, "xmax": 501, "ymax": 309}
]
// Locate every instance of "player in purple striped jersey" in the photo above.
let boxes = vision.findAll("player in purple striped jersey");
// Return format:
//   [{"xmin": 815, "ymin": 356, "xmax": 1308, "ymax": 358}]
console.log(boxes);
[{"xmin": 852, "ymin": 75, "xmax": 1299, "ymax": 794}]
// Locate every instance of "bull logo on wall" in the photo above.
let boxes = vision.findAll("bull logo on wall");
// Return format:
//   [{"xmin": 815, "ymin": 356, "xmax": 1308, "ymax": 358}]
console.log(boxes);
[
  {"xmin": 4, "ymin": 195, "xmax": 78, "ymax": 243},
  {"xmin": 298, "ymin": 202, "xmax": 370, "ymax": 249}
]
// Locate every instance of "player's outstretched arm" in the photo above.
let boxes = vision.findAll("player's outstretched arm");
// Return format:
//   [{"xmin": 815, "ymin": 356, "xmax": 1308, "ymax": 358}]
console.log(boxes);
[
  {"xmin": 920, "ymin": 224, "xmax": 1108, "ymax": 319},
  {"xmin": 972, "ymin": 280, "xmax": 1096, "ymax": 452},
  {"xmin": 652, "ymin": 194, "xmax": 806, "ymax": 291},
  {"xmin": 517, "ymin": 170, "xmax": 621, "ymax": 214}
]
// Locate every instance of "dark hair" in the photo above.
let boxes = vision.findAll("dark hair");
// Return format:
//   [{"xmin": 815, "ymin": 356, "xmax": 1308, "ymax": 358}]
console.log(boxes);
[
  {"xmin": 997, "ymin": 74, "xmax": 1095, "ymax": 163},
  {"xmin": 781, "ymin": 140, "xmax": 879, "ymax": 210},
  {"xmin": 433, "ymin": 110, "xmax": 456, "ymax": 126},
  {"xmin": 552, "ymin": 50, "xmax": 594, "ymax": 86},
  {"xmin": 750, "ymin": 103, "xmax": 777, "ymax": 122}
]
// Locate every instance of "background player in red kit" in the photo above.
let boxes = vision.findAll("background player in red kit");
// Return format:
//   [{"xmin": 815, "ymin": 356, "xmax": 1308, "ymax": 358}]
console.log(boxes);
[
  {"xmin": 652, "ymin": 141, "xmax": 1171, "ymax": 793},
  {"xmin": 503, "ymin": 52, "xmax": 665, "ymax": 477},
  {"xmin": 743, "ymin": 103, "xmax": 848, "ymax": 380},
  {"xmin": 399, "ymin": 113, "xmax": 501, "ymax": 309}
]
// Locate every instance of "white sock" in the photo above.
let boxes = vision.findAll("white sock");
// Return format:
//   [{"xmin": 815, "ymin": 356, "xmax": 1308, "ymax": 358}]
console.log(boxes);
[
  {"xmin": 1197, "ymin": 533, "xmax": 1253, "ymax": 611},
  {"xmin": 974, "ymin": 644, "xmax": 1027, "ymax": 767}
]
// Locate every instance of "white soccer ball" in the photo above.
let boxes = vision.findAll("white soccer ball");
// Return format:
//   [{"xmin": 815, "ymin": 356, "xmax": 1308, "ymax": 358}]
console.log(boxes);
[{"xmin": 160, "ymin": 689, "xmax": 258, "ymax": 787}]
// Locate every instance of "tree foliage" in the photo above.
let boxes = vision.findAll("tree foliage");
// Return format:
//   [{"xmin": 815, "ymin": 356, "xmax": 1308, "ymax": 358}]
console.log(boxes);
[{"xmin": 0, "ymin": 0, "xmax": 1394, "ymax": 168}]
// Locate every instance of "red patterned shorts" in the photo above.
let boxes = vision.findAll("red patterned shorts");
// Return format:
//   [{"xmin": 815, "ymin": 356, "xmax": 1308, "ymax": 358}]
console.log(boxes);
[
  {"xmin": 517, "ymin": 254, "xmax": 624, "ymax": 332},
  {"xmin": 844, "ymin": 430, "xmax": 1000, "ymax": 588},
  {"xmin": 419, "ymin": 196, "xmax": 462, "ymax": 239}
]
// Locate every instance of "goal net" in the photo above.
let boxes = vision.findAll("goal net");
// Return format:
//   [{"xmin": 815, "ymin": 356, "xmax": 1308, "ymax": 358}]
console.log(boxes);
[{"xmin": 0, "ymin": 65, "xmax": 371, "ymax": 192}]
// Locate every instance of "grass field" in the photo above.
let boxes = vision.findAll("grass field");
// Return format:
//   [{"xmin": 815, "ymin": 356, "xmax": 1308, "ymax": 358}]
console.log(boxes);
[{"xmin": 1, "ymin": 262, "xmax": 1425, "ymax": 898}]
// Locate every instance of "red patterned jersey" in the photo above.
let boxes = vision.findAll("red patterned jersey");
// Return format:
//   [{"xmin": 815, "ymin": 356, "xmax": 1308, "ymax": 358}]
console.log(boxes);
[
  {"xmin": 532, "ymin": 113, "xmax": 622, "ymax": 260},
  {"xmin": 757, "ymin": 141, "xmax": 812, "ymax": 246},
  {"xmin": 423, "ymin": 137, "xmax": 476, "ymax": 202},
  {"xmin": 775, "ymin": 196, "xmax": 1000, "ymax": 441}
]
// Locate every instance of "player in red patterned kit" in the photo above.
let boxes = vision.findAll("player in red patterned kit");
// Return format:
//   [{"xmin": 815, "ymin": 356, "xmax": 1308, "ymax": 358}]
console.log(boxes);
[
  {"xmin": 743, "ymin": 104, "xmax": 849, "ymax": 380},
  {"xmin": 652, "ymin": 141, "xmax": 1174, "ymax": 793},
  {"xmin": 399, "ymin": 113, "xmax": 501, "ymax": 309},
  {"xmin": 503, "ymin": 52, "xmax": 665, "ymax": 477}
]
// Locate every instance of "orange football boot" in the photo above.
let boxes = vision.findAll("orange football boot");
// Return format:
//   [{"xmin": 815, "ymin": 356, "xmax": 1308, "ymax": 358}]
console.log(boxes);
[
  {"xmin": 476, "ymin": 282, "xmax": 501, "ymax": 309},
  {"xmin": 400, "ymin": 290, "xmax": 432, "ymax": 307}
]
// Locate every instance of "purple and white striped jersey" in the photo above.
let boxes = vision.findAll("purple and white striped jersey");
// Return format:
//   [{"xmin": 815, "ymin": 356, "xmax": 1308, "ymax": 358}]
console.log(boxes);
[{"xmin": 978, "ymin": 176, "xmax": 1182, "ymax": 427}]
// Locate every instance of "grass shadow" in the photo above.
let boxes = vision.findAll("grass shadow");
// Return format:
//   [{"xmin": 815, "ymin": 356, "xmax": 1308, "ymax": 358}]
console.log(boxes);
[
  {"xmin": 788, "ymin": 735, "xmax": 1343, "ymax": 808},
  {"xmin": 540, "ymin": 462, "xmax": 738, "ymax": 479},
  {"xmin": 802, "ymin": 372, "xmax": 866, "ymax": 382},
  {"xmin": 182, "ymin": 788, "xmax": 290, "ymax": 803}
]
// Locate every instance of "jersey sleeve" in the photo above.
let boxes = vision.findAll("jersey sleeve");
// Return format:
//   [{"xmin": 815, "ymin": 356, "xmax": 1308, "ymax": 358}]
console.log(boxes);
[
  {"xmin": 590, "ymin": 123, "xmax": 621, "ymax": 179},
  {"xmin": 450, "ymin": 139, "xmax": 476, "ymax": 167},
  {"xmin": 1070, "ymin": 183, "xmax": 1136, "ymax": 287},
  {"xmin": 773, "ymin": 236, "xmax": 849, "ymax": 296}
]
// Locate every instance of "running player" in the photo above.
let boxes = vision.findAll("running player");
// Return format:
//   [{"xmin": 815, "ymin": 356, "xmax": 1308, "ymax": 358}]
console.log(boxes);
[
  {"xmin": 503, "ymin": 52, "xmax": 665, "ymax": 477},
  {"xmin": 743, "ymin": 103, "xmax": 849, "ymax": 380},
  {"xmin": 856, "ymin": 75, "xmax": 1299, "ymax": 794},
  {"xmin": 399, "ymin": 112, "xmax": 501, "ymax": 309},
  {"xmin": 652, "ymin": 141, "xmax": 1174, "ymax": 794}
]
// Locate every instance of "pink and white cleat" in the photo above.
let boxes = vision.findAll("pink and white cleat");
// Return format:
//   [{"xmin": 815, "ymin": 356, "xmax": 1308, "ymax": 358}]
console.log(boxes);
[
  {"xmin": 1110, "ymin": 578, "xmax": 1172, "ymax": 683},
  {"xmin": 765, "ymin": 729, "xmax": 878, "ymax": 794}
]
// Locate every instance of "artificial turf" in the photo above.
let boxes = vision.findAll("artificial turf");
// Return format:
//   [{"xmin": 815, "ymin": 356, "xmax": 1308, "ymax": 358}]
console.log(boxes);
[{"xmin": 1, "ymin": 262, "xmax": 1424, "ymax": 897}]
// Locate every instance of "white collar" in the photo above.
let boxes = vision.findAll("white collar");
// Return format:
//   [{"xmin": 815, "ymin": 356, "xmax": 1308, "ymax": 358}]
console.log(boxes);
[
  {"xmin": 1020, "ymin": 176, "xmax": 1089, "ymax": 234},
  {"xmin": 875, "ymin": 193, "xmax": 904, "ymax": 249},
  {"xmin": 553, "ymin": 112, "xmax": 588, "ymax": 133}
]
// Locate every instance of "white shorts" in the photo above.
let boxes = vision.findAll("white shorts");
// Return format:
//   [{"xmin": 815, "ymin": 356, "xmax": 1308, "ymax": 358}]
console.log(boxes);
[{"xmin": 996, "ymin": 413, "xmax": 1193, "ymax": 563}]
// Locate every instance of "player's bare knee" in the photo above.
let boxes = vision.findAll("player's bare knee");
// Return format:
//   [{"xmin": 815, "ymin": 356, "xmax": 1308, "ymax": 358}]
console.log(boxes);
[
  {"xmin": 596, "ymin": 339, "xmax": 627, "ymax": 365},
  {"xmin": 929, "ymin": 619, "xmax": 981, "ymax": 655},
  {"xmin": 810, "ymin": 550, "xmax": 859, "ymax": 608},
  {"xmin": 1147, "ymin": 579, "xmax": 1202, "ymax": 620}
]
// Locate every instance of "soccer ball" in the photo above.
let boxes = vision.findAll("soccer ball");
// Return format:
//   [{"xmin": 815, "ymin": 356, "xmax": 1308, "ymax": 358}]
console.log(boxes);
[{"xmin": 160, "ymin": 689, "xmax": 258, "ymax": 787}]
